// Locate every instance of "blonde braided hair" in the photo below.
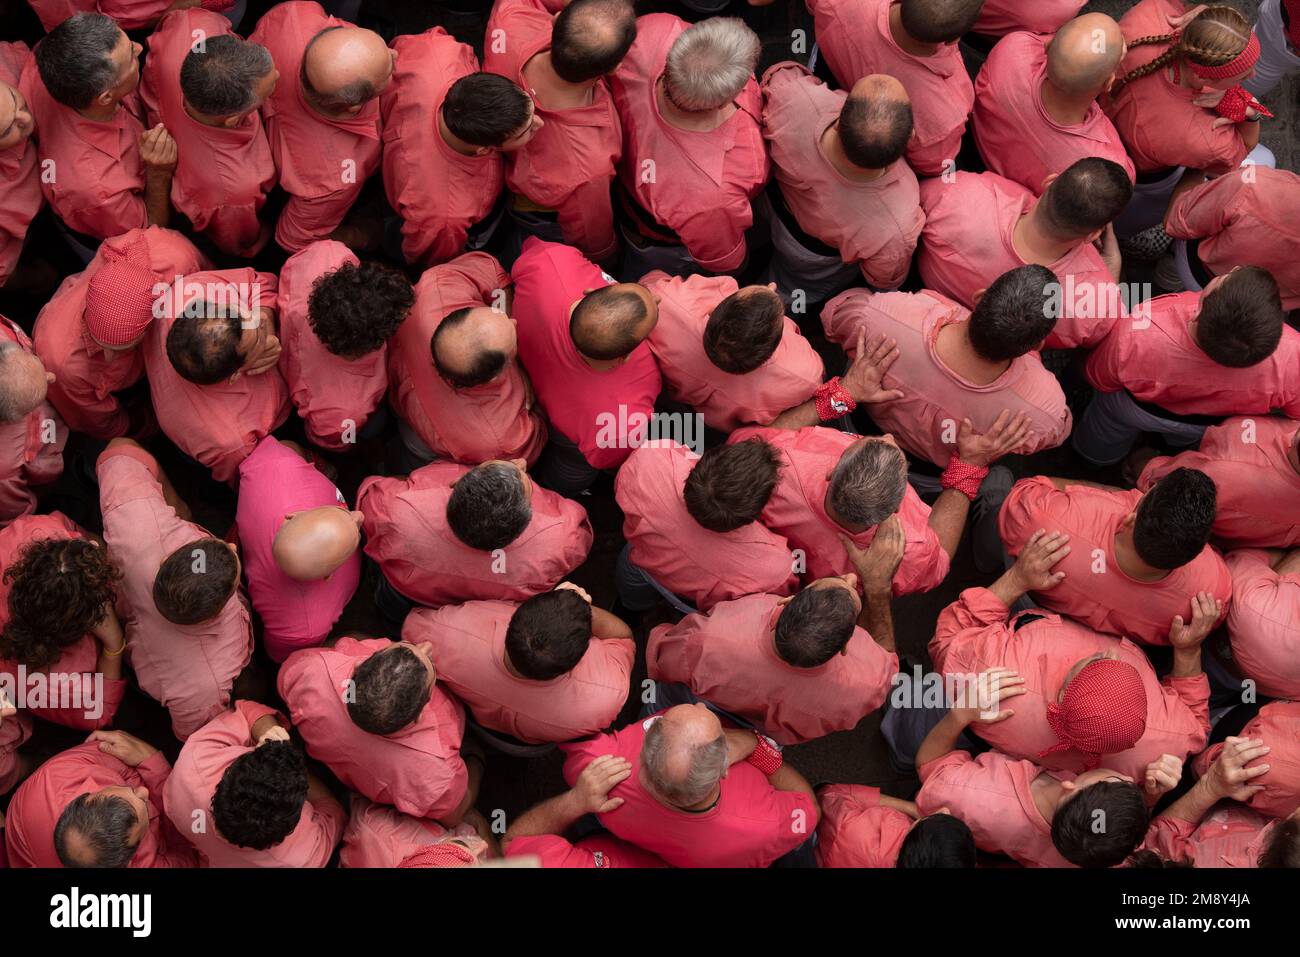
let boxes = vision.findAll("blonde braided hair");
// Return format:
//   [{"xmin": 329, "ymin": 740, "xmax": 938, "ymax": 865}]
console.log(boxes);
[{"xmin": 1111, "ymin": 5, "xmax": 1252, "ymax": 95}]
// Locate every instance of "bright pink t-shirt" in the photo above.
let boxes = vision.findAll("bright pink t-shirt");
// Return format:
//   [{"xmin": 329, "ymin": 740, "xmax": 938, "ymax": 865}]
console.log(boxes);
[{"xmin": 506, "ymin": 833, "xmax": 668, "ymax": 868}]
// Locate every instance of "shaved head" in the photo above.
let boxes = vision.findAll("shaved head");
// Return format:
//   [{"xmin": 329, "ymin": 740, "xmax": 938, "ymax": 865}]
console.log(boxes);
[
  {"xmin": 301, "ymin": 26, "xmax": 394, "ymax": 113},
  {"xmin": 431, "ymin": 306, "xmax": 517, "ymax": 388},
  {"xmin": 569, "ymin": 283, "xmax": 657, "ymax": 361},
  {"xmin": 1047, "ymin": 14, "xmax": 1125, "ymax": 97},
  {"xmin": 272, "ymin": 506, "xmax": 361, "ymax": 581},
  {"xmin": 639, "ymin": 704, "xmax": 728, "ymax": 807}
]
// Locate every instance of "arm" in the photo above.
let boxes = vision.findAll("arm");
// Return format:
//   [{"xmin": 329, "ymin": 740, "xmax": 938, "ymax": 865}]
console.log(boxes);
[
  {"xmin": 768, "ymin": 329, "xmax": 902, "ymax": 430},
  {"xmin": 1168, "ymin": 592, "xmax": 1223, "ymax": 679},
  {"xmin": 139, "ymin": 124, "xmax": 177, "ymax": 229},
  {"xmin": 986, "ymin": 529, "xmax": 1071, "ymax": 608},
  {"xmin": 501, "ymin": 754, "xmax": 631, "ymax": 852},
  {"xmin": 438, "ymin": 751, "xmax": 485, "ymax": 828},
  {"xmin": 929, "ymin": 412, "xmax": 1034, "ymax": 560},
  {"xmin": 915, "ymin": 667, "xmax": 1026, "ymax": 769},
  {"xmin": 841, "ymin": 515, "xmax": 905, "ymax": 650},
  {"xmin": 1047, "ymin": 475, "xmax": 1122, "ymax": 492},
  {"xmin": 1158, "ymin": 736, "xmax": 1271, "ymax": 826}
]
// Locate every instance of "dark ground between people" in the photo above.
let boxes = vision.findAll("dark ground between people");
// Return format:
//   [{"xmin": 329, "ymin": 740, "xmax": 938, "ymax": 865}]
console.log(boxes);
[{"xmin": 0, "ymin": 0, "xmax": 1294, "ymax": 856}]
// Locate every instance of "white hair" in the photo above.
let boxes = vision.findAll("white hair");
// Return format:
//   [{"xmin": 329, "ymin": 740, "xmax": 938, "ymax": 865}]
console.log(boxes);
[
  {"xmin": 664, "ymin": 17, "xmax": 760, "ymax": 112},
  {"xmin": 641, "ymin": 718, "xmax": 728, "ymax": 807}
]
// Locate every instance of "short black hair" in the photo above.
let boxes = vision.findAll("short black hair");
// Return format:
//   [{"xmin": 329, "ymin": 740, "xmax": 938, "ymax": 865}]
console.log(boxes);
[
  {"xmin": 1196, "ymin": 267, "xmax": 1286, "ymax": 368},
  {"xmin": 431, "ymin": 307, "xmax": 508, "ymax": 388},
  {"xmin": 1051, "ymin": 780, "xmax": 1149, "ymax": 868},
  {"xmin": 703, "ymin": 288, "xmax": 786, "ymax": 374},
  {"xmin": 505, "ymin": 589, "xmax": 593, "ymax": 680},
  {"xmin": 446, "ymin": 462, "xmax": 532, "ymax": 550},
  {"xmin": 180, "ymin": 34, "xmax": 274, "ymax": 116},
  {"xmin": 896, "ymin": 814, "xmax": 977, "ymax": 868},
  {"xmin": 54, "ymin": 792, "xmax": 140, "ymax": 868},
  {"xmin": 683, "ymin": 440, "xmax": 781, "ymax": 532},
  {"xmin": 570, "ymin": 287, "xmax": 650, "ymax": 361},
  {"xmin": 348, "ymin": 644, "xmax": 433, "ymax": 735},
  {"xmin": 165, "ymin": 306, "xmax": 244, "ymax": 385},
  {"xmin": 212, "ymin": 741, "xmax": 308, "ymax": 850},
  {"xmin": 899, "ymin": 0, "xmax": 985, "ymax": 43},
  {"xmin": 443, "ymin": 72, "xmax": 531, "ymax": 147},
  {"xmin": 153, "ymin": 538, "xmax": 239, "ymax": 626},
  {"xmin": 307, "ymin": 261, "xmax": 413, "ymax": 359},
  {"xmin": 36, "ymin": 12, "xmax": 123, "ymax": 110},
  {"xmin": 968, "ymin": 265, "xmax": 1060, "ymax": 361},
  {"xmin": 551, "ymin": 0, "xmax": 637, "ymax": 83},
  {"xmin": 1040, "ymin": 158, "xmax": 1133, "ymax": 239},
  {"xmin": 839, "ymin": 91, "xmax": 913, "ymax": 169},
  {"xmin": 1133, "ymin": 467, "xmax": 1216, "ymax": 570},
  {"xmin": 774, "ymin": 585, "xmax": 857, "ymax": 667}
]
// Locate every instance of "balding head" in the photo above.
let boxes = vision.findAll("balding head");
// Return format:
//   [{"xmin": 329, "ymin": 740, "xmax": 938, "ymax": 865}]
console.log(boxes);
[
  {"xmin": 840, "ymin": 74, "xmax": 913, "ymax": 169},
  {"xmin": 271, "ymin": 506, "xmax": 362, "ymax": 581},
  {"xmin": 1047, "ymin": 14, "xmax": 1126, "ymax": 97},
  {"xmin": 552, "ymin": 0, "xmax": 637, "ymax": 83},
  {"xmin": 301, "ymin": 26, "xmax": 395, "ymax": 115},
  {"xmin": 569, "ymin": 283, "xmax": 657, "ymax": 361},
  {"xmin": 639, "ymin": 704, "xmax": 728, "ymax": 808},
  {"xmin": 0, "ymin": 342, "xmax": 53, "ymax": 423},
  {"xmin": 431, "ymin": 306, "xmax": 517, "ymax": 388}
]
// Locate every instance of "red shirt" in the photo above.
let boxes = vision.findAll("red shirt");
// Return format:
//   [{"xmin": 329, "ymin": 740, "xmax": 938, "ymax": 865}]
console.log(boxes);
[
  {"xmin": 278, "ymin": 637, "xmax": 469, "ymax": 820},
  {"xmin": 249, "ymin": 1, "xmax": 383, "ymax": 253},
  {"xmin": 560, "ymin": 712, "xmax": 819, "ymax": 868},
  {"xmin": 973, "ymin": 0, "xmax": 1086, "ymax": 36},
  {"xmin": 388, "ymin": 253, "xmax": 547, "ymax": 465},
  {"xmin": 0, "ymin": 318, "xmax": 65, "ymax": 528},
  {"xmin": 140, "ymin": 9, "xmax": 276, "ymax": 257},
  {"xmin": 610, "ymin": 13, "xmax": 769, "ymax": 272},
  {"xmin": 278, "ymin": 241, "xmax": 388, "ymax": 450},
  {"xmin": 506, "ymin": 833, "xmax": 668, "ymax": 868},
  {"xmin": 815, "ymin": 784, "xmax": 913, "ymax": 868},
  {"xmin": 1224, "ymin": 549, "xmax": 1300, "ymax": 700},
  {"xmin": 1193, "ymin": 701, "xmax": 1300, "ymax": 820},
  {"xmin": 1143, "ymin": 803, "xmax": 1278, "ymax": 868},
  {"xmin": 405, "ymin": 600, "xmax": 634, "ymax": 744},
  {"xmin": 381, "ymin": 28, "xmax": 502, "ymax": 268},
  {"xmin": 0, "ymin": 43, "xmax": 42, "ymax": 288},
  {"xmin": 999, "ymin": 476, "xmax": 1232, "ymax": 646},
  {"xmin": 27, "ymin": 0, "xmax": 174, "ymax": 32},
  {"xmin": 357, "ymin": 460, "xmax": 592, "ymax": 607},
  {"xmin": 339, "ymin": 796, "xmax": 489, "ymax": 868},
  {"xmin": 512, "ymin": 238, "xmax": 661, "ymax": 470},
  {"xmin": 484, "ymin": 0, "xmax": 622, "ymax": 261}
]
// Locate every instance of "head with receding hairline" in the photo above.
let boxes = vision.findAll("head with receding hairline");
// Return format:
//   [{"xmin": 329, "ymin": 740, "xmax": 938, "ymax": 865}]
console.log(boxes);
[
  {"xmin": 639, "ymin": 703, "xmax": 729, "ymax": 808},
  {"xmin": 1046, "ymin": 13, "xmax": 1126, "ymax": 97},
  {"xmin": 552, "ymin": 0, "xmax": 637, "ymax": 82},
  {"xmin": 0, "ymin": 342, "xmax": 54, "ymax": 423},
  {"xmin": 839, "ymin": 74, "xmax": 914, "ymax": 170},
  {"xmin": 569, "ymin": 283, "xmax": 658, "ymax": 362},
  {"xmin": 431, "ymin": 306, "xmax": 518, "ymax": 388},
  {"xmin": 271, "ymin": 506, "xmax": 363, "ymax": 581},
  {"xmin": 301, "ymin": 25, "xmax": 395, "ymax": 115}
]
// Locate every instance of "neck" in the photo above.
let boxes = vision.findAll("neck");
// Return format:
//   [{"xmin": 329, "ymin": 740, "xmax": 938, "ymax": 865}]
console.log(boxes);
[
  {"xmin": 78, "ymin": 99, "xmax": 118, "ymax": 122},
  {"xmin": 935, "ymin": 320, "xmax": 1010, "ymax": 384},
  {"xmin": 656, "ymin": 77, "xmax": 727, "ymax": 131},
  {"xmin": 438, "ymin": 108, "xmax": 486, "ymax": 157},
  {"xmin": 1013, "ymin": 210, "xmax": 1077, "ymax": 264},
  {"xmin": 1039, "ymin": 78, "xmax": 1094, "ymax": 125},
  {"xmin": 1030, "ymin": 772, "xmax": 1066, "ymax": 823},
  {"xmin": 888, "ymin": 3, "xmax": 941, "ymax": 57},
  {"xmin": 183, "ymin": 98, "xmax": 232, "ymax": 129},
  {"xmin": 1112, "ymin": 529, "xmax": 1170, "ymax": 582},
  {"xmin": 821, "ymin": 124, "xmax": 888, "ymax": 181},
  {"xmin": 524, "ymin": 51, "xmax": 596, "ymax": 106}
]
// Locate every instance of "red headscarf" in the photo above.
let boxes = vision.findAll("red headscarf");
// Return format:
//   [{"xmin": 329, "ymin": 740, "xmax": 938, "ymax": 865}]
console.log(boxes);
[
  {"xmin": 397, "ymin": 841, "xmax": 478, "ymax": 868},
  {"xmin": 1040, "ymin": 658, "xmax": 1148, "ymax": 770},
  {"xmin": 84, "ymin": 233, "xmax": 160, "ymax": 348}
]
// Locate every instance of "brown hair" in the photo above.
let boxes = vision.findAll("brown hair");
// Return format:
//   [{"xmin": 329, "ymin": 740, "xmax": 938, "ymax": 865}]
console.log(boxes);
[{"xmin": 1111, "ymin": 5, "xmax": 1252, "ymax": 95}]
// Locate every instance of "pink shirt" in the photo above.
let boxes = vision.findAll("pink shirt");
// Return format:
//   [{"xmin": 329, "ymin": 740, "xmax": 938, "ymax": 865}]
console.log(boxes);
[
  {"xmin": 339, "ymin": 796, "xmax": 488, "ymax": 868},
  {"xmin": 806, "ymin": 0, "xmax": 972, "ymax": 176},
  {"xmin": 560, "ymin": 712, "xmax": 818, "ymax": 867},
  {"xmin": 33, "ymin": 227, "xmax": 207, "ymax": 440},
  {"xmin": 5, "ymin": 745, "xmax": 195, "ymax": 868},
  {"xmin": 0, "ymin": 707, "xmax": 32, "ymax": 795},
  {"xmin": 1164, "ymin": 168, "xmax": 1300, "ymax": 311},
  {"xmin": 759, "ymin": 62, "xmax": 924, "ymax": 290},
  {"xmin": 404, "ymin": 600, "xmax": 634, "ymax": 744},
  {"xmin": 610, "ymin": 13, "xmax": 769, "ymax": 272},
  {"xmin": 930, "ymin": 587, "xmax": 1210, "ymax": 778},
  {"xmin": 815, "ymin": 784, "xmax": 912, "ymax": 867},
  {"xmin": 647, "ymin": 593, "xmax": 897, "ymax": 746},
  {"xmin": 27, "ymin": 0, "xmax": 173, "ymax": 32},
  {"xmin": 0, "ymin": 318, "xmax": 65, "ymax": 528},
  {"xmin": 140, "ymin": 10, "xmax": 276, "ymax": 257},
  {"xmin": 641, "ymin": 270, "xmax": 824, "ymax": 430},
  {"xmin": 1142, "ymin": 803, "xmax": 1278, "ymax": 868},
  {"xmin": 249, "ymin": 1, "xmax": 383, "ymax": 253},
  {"xmin": 381, "ymin": 28, "xmax": 502, "ymax": 268},
  {"xmin": 484, "ymin": 0, "xmax": 621, "ymax": 261},
  {"xmin": 0, "ymin": 43, "xmax": 42, "ymax": 287},
  {"xmin": 97, "ymin": 444, "xmax": 253, "ymax": 740},
  {"xmin": 1084, "ymin": 293, "xmax": 1300, "ymax": 418},
  {"xmin": 729, "ymin": 425, "xmax": 950, "ymax": 596},
  {"xmin": 999, "ymin": 476, "xmax": 1232, "ymax": 646},
  {"xmin": 1194, "ymin": 701, "xmax": 1300, "ymax": 820},
  {"xmin": 164, "ymin": 700, "xmax": 346, "ymax": 867},
  {"xmin": 512, "ymin": 238, "xmax": 661, "ymax": 470},
  {"xmin": 916, "ymin": 750, "xmax": 1073, "ymax": 867},
  {"xmin": 234, "ymin": 437, "xmax": 361, "ymax": 662},
  {"xmin": 18, "ymin": 59, "xmax": 148, "ymax": 241},
  {"xmin": 278, "ymin": 241, "xmax": 388, "ymax": 450},
  {"xmin": 820, "ymin": 287, "xmax": 1071, "ymax": 467},
  {"xmin": 1138, "ymin": 416, "xmax": 1300, "ymax": 549},
  {"xmin": 143, "ymin": 268, "xmax": 291, "ymax": 483},
  {"xmin": 388, "ymin": 253, "xmax": 546, "ymax": 465},
  {"xmin": 277, "ymin": 637, "xmax": 469, "ymax": 819},
  {"xmin": 918, "ymin": 171, "xmax": 1122, "ymax": 349},
  {"xmin": 357, "ymin": 460, "xmax": 592, "ymax": 608},
  {"xmin": 506, "ymin": 833, "xmax": 668, "ymax": 869},
  {"xmin": 614, "ymin": 441, "xmax": 798, "ymax": 610},
  {"xmin": 1223, "ymin": 549, "xmax": 1300, "ymax": 700},
  {"xmin": 974, "ymin": 32, "xmax": 1135, "ymax": 194},
  {"xmin": 973, "ymin": 0, "xmax": 1086, "ymax": 36}
]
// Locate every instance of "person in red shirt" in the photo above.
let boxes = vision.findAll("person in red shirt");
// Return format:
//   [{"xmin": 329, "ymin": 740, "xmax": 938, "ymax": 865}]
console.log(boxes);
[
  {"xmin": 485, "ymin": 0, "xmax": 634, "ymax": 266},
  {"xmin": 339, "ymin": 796, "xmax": 494, "ymax": 868},
  {"xmin": 27, "ymin": 0, "xmax": 191, "ymax": 33},
  {"xmin": 511, "ymin": 238, "xmax": 661, "ymax": 494},
  {"xmin": 139, "ymin": 9, "xmax": 278, "ymax": 258},
  {"xmin": 1194, "ymin": 701, "xmax": 1300, "ymax": 820},
  {"xmin": 22, "ymin": 13, "xmax": 178, "ymax": 246},
  {"xmin": 278, "ymin": 241, "xmax": 413, "ymax": 451},
  {"xmin": 0, "ymin": 42, "xmax": 42, "ymax": 292},
  {"xmin": 248, "ymin": 2, "xmax": 394, "ymax": 254},
  {"xmin": 972, "ymin": 0, "xmax": 1086, "ymax": 37},
  {"xmin": 5, "ymin": 730, "xmax": 196, "ymax": 868},
  {"xmin": 1223, "ymin": 548, "xmax": 1300, "ymax": 701},
  {"xmin": 815, "ymin": 784, "xmax": 975, "ymax": 868},
  {"xmin": 0, "ymin": 321, "xmax": 64, "ymax": 529},
  {"xmin": 610, "ymin": 13, "xmax": 768, "ymax": 276}
]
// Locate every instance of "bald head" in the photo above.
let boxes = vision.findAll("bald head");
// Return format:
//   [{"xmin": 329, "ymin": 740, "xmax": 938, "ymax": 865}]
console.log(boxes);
[
  {"xmin": 1047, "ymin": 14, "xmax": 1125, "ymax": 98},
  {"xmin": 570, "ymin": 283, "xmax": 657, "ymax": 361},
  {"xmin": 0, "ymin": 342, "xmax": 52, "ymax": 423},
  {"xmin": 639, "ymin": 704, "xmax": 728, "ymax": 807},
  {"xmin": 272, "ymin": 506, "xmax": 361, "ymax": 581},
  {"xmin": 839, "ymin": 74, "xmax": 913, "ymax": 169},
  {"xmin": 301, "ymin": 26, "xmax": 394, "ymax": 113},
  {"xmin": 431, "ymin": 306, "xmax": 516, "ymax": 388},
  {"xmin": 552, "ymin": 0, "xmax": 637, "ymax": 83}
]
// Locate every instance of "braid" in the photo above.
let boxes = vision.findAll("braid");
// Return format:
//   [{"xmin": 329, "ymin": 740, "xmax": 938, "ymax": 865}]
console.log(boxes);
[{"xmin": 1111, "ymin": 37, "xmax": 1178, "ymax": 94}]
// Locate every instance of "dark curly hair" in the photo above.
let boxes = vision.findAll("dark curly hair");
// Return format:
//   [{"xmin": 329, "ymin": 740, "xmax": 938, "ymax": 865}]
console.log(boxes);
[
  {"xmin": 306, "ymin": 261, "xmax": 414, "ymax": 359},
  {"xmin": 212, "ymin": 740, "xmax": 308, "ymax": 850},
  {"xmin": 0, "ymin": 538, "xmax": 121, "ymax": 669}
]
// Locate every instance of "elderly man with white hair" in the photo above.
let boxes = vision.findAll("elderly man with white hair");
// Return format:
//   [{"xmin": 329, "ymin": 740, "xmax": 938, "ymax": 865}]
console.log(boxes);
[
  {"xmin": 0, "ymin": 322, "xmax": 64, "ymax": 529},
  {"xmin": 560, "ymin": 703, "xmax": 820, "ymax": 867},
  {"xmin": 609, "ymin": 14, "xmax": 770, "ymax": 278}
]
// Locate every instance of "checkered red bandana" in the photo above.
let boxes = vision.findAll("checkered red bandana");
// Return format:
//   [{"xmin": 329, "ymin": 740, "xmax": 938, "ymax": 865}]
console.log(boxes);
[
  {"xmin": 397, "ymin": 841, "xmax": 478, "ymax": 868},
  {"xmin": 1190, "ymin": 31, "xmax": 1261, "ymax": 79},
  {"xmin": 84, "ymin": 233, "xmax": 160, "ymax": 348},
  {"xmin": 1041, "ymin": 658, "xmax": 1148, "ymax": 770}
]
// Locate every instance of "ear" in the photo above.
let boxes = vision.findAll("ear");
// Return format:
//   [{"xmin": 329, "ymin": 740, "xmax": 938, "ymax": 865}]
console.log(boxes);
[
  {"xmin": 1039, "ymin": 172, "xmax": 1059, "ymax": 193},
  {"xmin": 1060, "ymin": 779, "xmax": 1078, "ymax": 794},
  {"xmin": 349, "ymin": 510, "xmax": 365, "ymax": 527},
  {"xmin": 1085, "ymin": 228, "xmax": 1104, "ymax": 245},
  {"xmin": 283, "ymin": 511, "xmax": 299, "ymax": 521},
  {"xmin": 226, "ymin": 542, "xmax": 238, "ymax": 556},
  {"xmin": 96, "ymin": 90, "xmax": 114, "ymax": 108},
  {"xmin": 1118, "ymin": 511, "xmax": 1137, "ymax": 532},
  {"xmin": 775, "ymin": 595, "xmax": 794, "ymax": 608},
  {"xmin": 971, "ymin": 287, "xmax": 987, "ymax": 307},
  {"xmin": 223, "ymin": 114, "xmax": 241, "ymax": 128}
]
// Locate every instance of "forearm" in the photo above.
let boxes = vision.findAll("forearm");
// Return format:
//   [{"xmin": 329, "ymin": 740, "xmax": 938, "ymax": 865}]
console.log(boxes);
[
  {"xmin": 502, "ymin": 789, "xmax": 585, "ymax": 851},
  {"xmin": 862, "ymin": 588, "xmax": 895, "ymax": 652},
  {"xmin": 1158, "ymin": 777, "xmax": 1219, "ymax": 828},
  {"xmin": 1048, "ymin": 476, "xmax": 1120, "ymax": 491},
  {"xmin": 144, "ymin": 172, "xmax": 172, "ymax": 228},
  {"xmin": 768, "ymin": 398, "xmax": 821, "ymax": 430},
  {"xmin": 928, "ymin": 489, "xmax": 971, "ymax": 560},
  {"xmin": 987, "ymin": 569, "xmax": 1029, "ymax": 610},
  {"xmin": 768, "ymin": 762, "xmax": 819, "ymax": 821},
  {"xmin": 94, "ymin": 610, "xmax": 126, "ymax": 681},
  {"xmin": 1240, "ymin": 121, "xmax": 1261, "ymax": 151},
  {"xmin": 440, "ymin": 755, "xmax": 484, "ymax": 827},
  {"xmin": 590, "ymin": 606, "xmax": 633, "ymax": 640},
  {"xmin": 1171, "ymin": 646, "xmax": 1203, "ymax": 679},
  {"xmin": 916, "ymin": 711, "xmax": 968, "ymax": 769}
]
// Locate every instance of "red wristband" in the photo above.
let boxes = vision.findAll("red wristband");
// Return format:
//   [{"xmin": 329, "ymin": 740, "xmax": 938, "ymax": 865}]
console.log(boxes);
[
  {"xmin": 745, "ymin": 733, "xmax": 783, "ymax": 776},
  {"xmin": 1215, "ymin": 86, "xmax": 1273, "ymax": 123},
  {"xmin": 940, "ymin": 454, "xmax": 988, "ymax": 500},
  {"xmin": 814, "ymin": 377, "xmax": 857, "ymax": 422}
]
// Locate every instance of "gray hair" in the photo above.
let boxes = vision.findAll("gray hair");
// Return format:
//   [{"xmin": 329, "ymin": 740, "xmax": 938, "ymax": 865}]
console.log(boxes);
[
  {"xmin": 54, "ymin": 792, "xmax": 140, "ymax": 868},
  {"xmin": 181, "ymin": 34, "xmax": 274, "ymax": 117},
  {"xmin": 829, "ymin": 439, "xmax": 908, "ymax": 528},
  {"xmin": 446, "ymin": 462, "xmax": 533, "ymax": 551},
  {"xmin": 641, "ymin": 718, "xmax": 728, "ymax": 807},
  {"xmin": 664, "ymin": 17, "xmax": 760, "ymax": 112},
  {"xmin": 0, "ymin": 341, "xmax": 39, "ymax": 424}
]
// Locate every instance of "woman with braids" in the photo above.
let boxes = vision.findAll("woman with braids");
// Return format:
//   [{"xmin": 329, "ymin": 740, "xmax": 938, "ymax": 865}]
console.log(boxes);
[{"xmin": 1104, "ymin": 1, "xmax": 1276, "ymax": 237}]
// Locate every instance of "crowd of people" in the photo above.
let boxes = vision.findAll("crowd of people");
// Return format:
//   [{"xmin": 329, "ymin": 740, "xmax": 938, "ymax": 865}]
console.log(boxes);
[{"xmin": 0, "ymin": 0, "xmax": 1297, "ymax": 870}]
